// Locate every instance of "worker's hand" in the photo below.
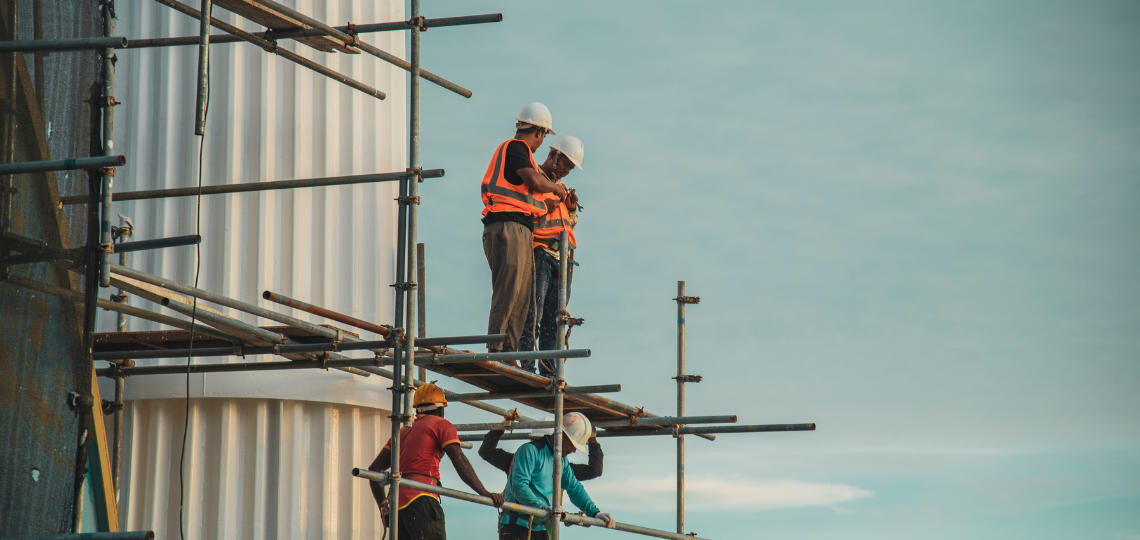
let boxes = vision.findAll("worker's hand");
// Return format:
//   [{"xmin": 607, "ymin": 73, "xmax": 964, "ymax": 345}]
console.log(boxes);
[
  {"xmin": 488, "ymin": 492, "xmax": 505, "ymax": 507},
  {"xmin": 588, "ymin": 425, "xmax": 597, "ymax": 443},
  {"xmin": 553, "ymin": 183, "xmax": 568, "ymax": 201},
  {"xmin": 565, "ymin": 188, "xmax": 580, "ymax": 211},
  {"xmin": 595, "ymin": 512, "xmax": 616, "ymax": 529}
]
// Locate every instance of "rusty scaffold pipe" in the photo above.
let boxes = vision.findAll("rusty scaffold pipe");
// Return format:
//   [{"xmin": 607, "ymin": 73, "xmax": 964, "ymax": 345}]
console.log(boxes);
[
  {"xmin": 451, "ymin": 415, "xmax": 738, "ymax": 432},
  {"xmin": 0, "ymin": 36, "xmax": 128, "ymax": 52}
]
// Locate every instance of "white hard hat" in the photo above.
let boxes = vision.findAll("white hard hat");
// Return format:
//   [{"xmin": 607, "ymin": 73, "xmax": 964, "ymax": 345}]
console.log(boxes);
[
  {"xmin": 532, "ymin": 416, "xmax": 555, "ymax": 437},
  {"xmin": 548, "ymin": 135, "xmax": 584, "ymax": 170},
  {"xmin": 562, "ymin": 412, "xmax": 592, "ymax": 453},
  {"xmin": 516, "ymin": 102, "xmax": 555, "ymax": 134}
]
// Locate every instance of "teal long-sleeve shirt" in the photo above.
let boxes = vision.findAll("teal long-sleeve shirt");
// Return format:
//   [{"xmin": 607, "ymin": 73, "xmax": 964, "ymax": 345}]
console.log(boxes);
[{"xmin": 500, "ymin": 439, "xmax": 601, "ymax": 531}]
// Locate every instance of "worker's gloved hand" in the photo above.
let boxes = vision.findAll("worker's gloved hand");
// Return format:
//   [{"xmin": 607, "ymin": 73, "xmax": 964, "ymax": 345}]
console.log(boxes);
[{"xmin": 595, "ymin": 512, "xmax": 616, "ymax": 529}]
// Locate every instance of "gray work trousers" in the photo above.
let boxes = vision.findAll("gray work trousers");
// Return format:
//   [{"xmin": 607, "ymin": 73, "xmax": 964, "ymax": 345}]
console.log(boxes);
[{"xmin": 483, "ymin": 220, "xmax": 535, "ymax": 352}]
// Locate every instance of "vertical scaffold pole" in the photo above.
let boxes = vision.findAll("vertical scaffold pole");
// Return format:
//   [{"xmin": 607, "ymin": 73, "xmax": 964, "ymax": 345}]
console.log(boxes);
[
  {"xmin": 193, "ymin": 0, "xmax": 210, "ymax": 135},
  {"xmin": 417, "ymin": 243, "xmax": 427, "ymax": 383},
  {"xmin": 550, "ymin": 229, "xmax": 569, "ymax": 540},
  {"xmin": 403, "ymin": 0, "xmax": 421, "ymax": 427},
  {"xmin": 676, "ymin": 280, "xmax": 686, "ymax": 534},
  {"xmin": 98, "ymin": 0, "xmax": 117, "ymax": 287},
  {"xmin": 673, "ymin": 281, "xmax": 699, "ymax": 534},
  {"xmin": 112, "ymin": 218, "xmax": 131, "ymax": 501}
]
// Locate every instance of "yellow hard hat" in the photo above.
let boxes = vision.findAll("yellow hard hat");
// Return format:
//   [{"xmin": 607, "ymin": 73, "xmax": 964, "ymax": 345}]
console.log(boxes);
[{"xmin": 413, "ymin": 383, "xmax": 447, "ymax": 411}]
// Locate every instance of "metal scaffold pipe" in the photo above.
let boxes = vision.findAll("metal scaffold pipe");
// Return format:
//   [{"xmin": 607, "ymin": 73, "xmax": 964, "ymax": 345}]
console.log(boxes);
[
  {"xmin": 445, "ymin": 384, "xmax": 620, "ymax": 402},
  {"xmin": 60, "ymin": 169, "xmax": 442, "ymax": 205},
  {"xmin": 457, "ymin": 423, "xmax": 816, "ymax": 442},
  {"xmin": 91, "ymin": 340, "xmax": 549, "ymax": 362},
  {"xmin": 0, "ymin": 36, "xmax": 128, "ymax": 52},
  {"xmin": 148, "ymin": 0, "xmax": 385, "ymax": 99},
  {"xmin": 0, "ymin": 155, "xmax": 125, "ymax": 175},
  {"xmin": 263, "ymin": 290, "xmax": 391, "ymax": 336},
  {"xmin": 351, "ymin": 471, "xmax": 711, "ymax": 540},
  {"xmin": 451, "ymin": 415, "xmax": 738, "ymax": 432},
  {"xmin": 123, "ymin": 14, "xmax": 503, "ymax": 50},
  {"xmin": 2, "ymin": 533, "xmax": 156, "ymax": 540},
  {"xmin": 112, "ymin": 234, "xmax": 200, "ymax": 253}
]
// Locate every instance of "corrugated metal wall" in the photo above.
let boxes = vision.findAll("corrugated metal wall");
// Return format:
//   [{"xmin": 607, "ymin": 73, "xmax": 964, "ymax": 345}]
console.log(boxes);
[
  {"xmin": 120, "ymin": 398, "xmax": 388, "ymax": 540},
  {"xmin": 105, "ymin": 0, "xmax": 405, "ymax": 334},
  {"xmin": 101, "ymin": 0, "xmax": 406, "ymax": 537}
]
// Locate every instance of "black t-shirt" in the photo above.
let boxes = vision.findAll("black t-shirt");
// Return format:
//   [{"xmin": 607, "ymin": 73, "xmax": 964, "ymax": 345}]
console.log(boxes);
[{"xmin": 482, "ymin": 140, "xmax": 539, "ymax": 230}]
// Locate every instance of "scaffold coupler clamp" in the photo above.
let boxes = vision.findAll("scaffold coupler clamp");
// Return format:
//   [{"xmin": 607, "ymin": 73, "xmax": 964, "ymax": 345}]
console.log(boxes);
[
  {"xmin": 568, "ymin": 511, "xmax": 590, "ymax": 527},
  {"xmin": 261, "ymin": 28, "xmax": 280, "ymax": 53},
  {"xmin": 410, "ymin": 15, "xmax": 427, "ymax": 31},
  {"xmin": 344, "ymin": 22, "xmax": 359, "ymax": 46},
  {"xmin": 406, "ymin": 166, "xmax": 424, "ymax": 181},
  {"xmin": 233, "ymin": 343, "xmax": 245, "ymax": 358},
  {"xmin": 673, "ymin": 374, "xmax": 703, "ymax": 383},
  {"xmin": 501, "ymin": 408, "xmax": 522, "ymax": 432},
  {"xmin": 672, "ymin": 424, "xmax": 681, "ymax": 439},
  {"xmin": 673, "ymin": 295, "xmax": 700, "ymax": 305},
  {"xmin": 390, "ymin": 280, "xmax": 417, "ymax": 292}
]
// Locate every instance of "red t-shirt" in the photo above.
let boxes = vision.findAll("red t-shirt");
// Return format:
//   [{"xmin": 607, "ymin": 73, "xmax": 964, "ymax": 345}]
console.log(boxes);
[{"xmin": 383, "ymin": 414, "xmax": 461, "ymax": 509}]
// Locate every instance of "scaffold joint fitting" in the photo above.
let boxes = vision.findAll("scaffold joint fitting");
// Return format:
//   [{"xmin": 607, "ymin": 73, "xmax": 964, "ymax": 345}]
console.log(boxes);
[{"xmin": 673, "ymin": 295, "xmax": 700, "ymax": 305}]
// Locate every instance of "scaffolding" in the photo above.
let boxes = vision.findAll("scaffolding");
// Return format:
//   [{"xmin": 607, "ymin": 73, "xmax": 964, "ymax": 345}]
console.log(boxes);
[{"xmin": 0, "ymin": 1, "xmax": 816, "ymax": 539}]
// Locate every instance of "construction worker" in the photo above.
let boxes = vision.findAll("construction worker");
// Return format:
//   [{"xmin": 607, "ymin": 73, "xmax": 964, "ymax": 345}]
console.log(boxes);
[
  {"xmin": 368, "ymin": 383, "xmax": 505, "ymax": 540},
  {"xmin": 482, "ymin": 103, "xmax": 567, "ymax": 357},
  {"xmin": 498, "ymin": 412, "xmax": 616, "ymax": 539},
  {"xmin": 518, "ymin": 135, "xmax": 584, "ymax": 375},
  {"xmin": 479, "ymin": 416, "xmax": 603, "ymax": 481}
]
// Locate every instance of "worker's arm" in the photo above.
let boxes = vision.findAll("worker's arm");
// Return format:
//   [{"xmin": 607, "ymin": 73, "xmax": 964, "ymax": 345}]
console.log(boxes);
[
  {"xmin": 478, "ymin": 429, "xmax": 515, "ymax": 474},
  {"xmin": 444, "ymin": 442, "xmax": 504, "ymax": 507},
  {"xmin": 561, "ymin": 458, "xmax": 601, "ymax": 517},
  {"xmin": 508, "ymin": 443, "xmax": 550, "ymax": 510},
  {"xmin": 367, "ymin": 447, "xmax": 392, "ymax": 512},
  {"xmin": 570, "ymin": 437, "xmax": 603, "ymax": 481},
  {"xmin": 517, "ymin": 167, "xmax": 567, "ymax": 198}
]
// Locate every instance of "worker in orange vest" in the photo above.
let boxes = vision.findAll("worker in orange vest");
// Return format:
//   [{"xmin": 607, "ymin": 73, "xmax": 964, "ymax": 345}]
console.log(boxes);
[
  {"xmin": 368, "ymin": 383, "xmax": 504, "ymax": 539},
  {"xmin": 519, "ymin": 135, "xmax": 584, "ymax": 375},
  {"xmin": 481, "ymin": 103, "xmax": 567, "ymax": 356}
]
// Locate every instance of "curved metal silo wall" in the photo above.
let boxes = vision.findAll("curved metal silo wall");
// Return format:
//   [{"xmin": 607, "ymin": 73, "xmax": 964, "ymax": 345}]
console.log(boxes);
[{"xmin": 100, "ymin": 0, "xmax": 406, "ymax": 538}]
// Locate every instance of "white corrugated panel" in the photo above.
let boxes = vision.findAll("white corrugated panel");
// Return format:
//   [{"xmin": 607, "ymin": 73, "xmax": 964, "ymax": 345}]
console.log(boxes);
[
  {"xmin": 120, "ymin": 398, "xmax": 389, "ymax": 540},
  {"xmin": 102, "ymin": 0, "xmax": 406, "ymax": 537}
]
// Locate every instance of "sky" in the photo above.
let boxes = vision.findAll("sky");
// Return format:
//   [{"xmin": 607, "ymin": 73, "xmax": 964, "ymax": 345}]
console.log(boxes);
[{"xmin": 398, "ymin": 1, "xmax": 1139, "ymax": 538}]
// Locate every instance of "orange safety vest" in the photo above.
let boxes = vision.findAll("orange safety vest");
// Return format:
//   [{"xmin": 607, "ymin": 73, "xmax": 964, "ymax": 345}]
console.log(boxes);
[
  {"xmin": 481, "ymin": 139, "xmax": 547, "ymax": 217},
  {"xmin": 533, "ymin": 191, "xmax": 577, "ymax": 251}
]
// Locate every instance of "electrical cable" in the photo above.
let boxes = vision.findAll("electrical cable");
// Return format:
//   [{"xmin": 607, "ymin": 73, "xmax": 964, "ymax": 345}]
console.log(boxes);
[{"xmin": 179, "ymin": 60, "xmax": 208, "ymax": 540}]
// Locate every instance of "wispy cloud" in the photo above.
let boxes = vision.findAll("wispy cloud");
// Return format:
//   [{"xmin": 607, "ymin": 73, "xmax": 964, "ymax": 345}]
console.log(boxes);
[{"xmin": 588, "ymin": 475, "xmax": 872, "ymax": 512}]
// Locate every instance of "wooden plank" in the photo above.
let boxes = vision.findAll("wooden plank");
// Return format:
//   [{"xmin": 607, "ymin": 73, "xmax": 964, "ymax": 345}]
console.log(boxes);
[
  {"xmin": 211, "ymin": 0, "xmax": 359, "ymax": 54},
  {"xmin": 86, "ymin": 365, "xmax": 120, "ymax": 531}
]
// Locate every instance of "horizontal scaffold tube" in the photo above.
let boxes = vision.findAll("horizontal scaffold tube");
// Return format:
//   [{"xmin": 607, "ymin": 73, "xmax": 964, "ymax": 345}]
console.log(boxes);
[
  {"xmin": 0, "ymin": 155, "xmax": 125, "ymax": 175},
  {"xmin": 446, "ymin": 384, "xmax": 620, "ymax": 402},
  {"xmin": 61, "ymin": 169, "xmax": 443, "ymax": 205},
  {"xmin": 457, "ymin": 423, "xmax": 817, "ymax": 442},
  {"xmin": 158, "ymin": 296, "xmax": 286, "ymax": 344},
  {"xmin": 113, "ymin": 234, "xmax": 200, "ymax": 253},
  {"xmin": 97, "ymin": 357, "xmax": 389, "ymax": 376},
  {"xmin": 452, "ymin": 415, "xmax": 738, "ymax": 432},
  {"xmin": 92, "ymin": 343, "xmax": 591, "ymax": 364},
  {"xmin": 350, "ymin": 470, "xmax": 710, "ymax": 540},
  {"xmin": 125, "ymin": 14, "xmax": 502, "ymax": 49},
  {"xmin": 0, "ymin": 36, "xmax": 129, "ymax": 52},
  {"xmin": 148, "ymin": 0, "xmax": 385, "ymax": 100}
]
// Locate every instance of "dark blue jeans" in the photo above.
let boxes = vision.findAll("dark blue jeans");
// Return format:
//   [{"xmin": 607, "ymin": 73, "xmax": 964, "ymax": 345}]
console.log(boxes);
[{"xmin": 519, "ymin": 249, "xmax": 572, "ymax": 376}]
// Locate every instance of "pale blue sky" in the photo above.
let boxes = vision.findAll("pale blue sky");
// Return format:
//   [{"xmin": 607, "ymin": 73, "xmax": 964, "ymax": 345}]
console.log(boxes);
[{"xmin": 405, "ymin": 1, "xmax": 1139, "ymax": 538}]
